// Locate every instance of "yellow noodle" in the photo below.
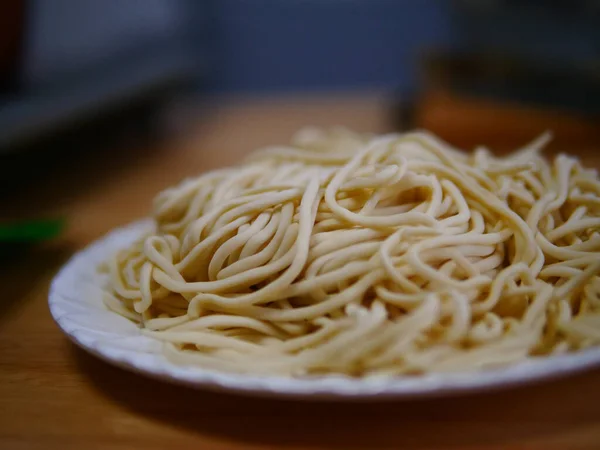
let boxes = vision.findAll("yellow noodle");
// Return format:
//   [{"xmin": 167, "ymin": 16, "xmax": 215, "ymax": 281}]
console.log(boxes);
[{"xmin": 101, "ymin": 128, "xmax": 600, "ymax": 377}]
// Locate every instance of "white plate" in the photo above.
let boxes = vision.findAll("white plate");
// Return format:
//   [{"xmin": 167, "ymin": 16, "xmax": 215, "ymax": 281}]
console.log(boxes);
[{"xmin": 49, "ymin": 220, "xmax": 600, "ymax": 399}]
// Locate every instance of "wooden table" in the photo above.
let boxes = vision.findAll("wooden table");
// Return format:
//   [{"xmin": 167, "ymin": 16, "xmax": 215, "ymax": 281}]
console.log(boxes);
[{"xmin": 1, "ymin": 94, "xmax": 599, "ymax": 450}]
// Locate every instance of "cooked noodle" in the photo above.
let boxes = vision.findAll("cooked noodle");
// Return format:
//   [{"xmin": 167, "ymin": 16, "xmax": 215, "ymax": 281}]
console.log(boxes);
[{"xmin": 101, "ymin": 128, "xmax": 600, "ymax": 376}]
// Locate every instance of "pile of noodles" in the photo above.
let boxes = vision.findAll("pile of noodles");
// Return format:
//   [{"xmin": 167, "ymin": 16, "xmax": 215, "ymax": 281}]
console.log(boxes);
[{"xmin": 101, "ymin": 128, "xmax": 600, "ymax": 376}]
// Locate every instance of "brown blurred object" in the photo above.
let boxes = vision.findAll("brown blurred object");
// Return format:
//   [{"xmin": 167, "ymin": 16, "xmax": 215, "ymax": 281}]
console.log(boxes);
[
  {"xmin": 414, "ymin": 52, "xmax": 600, "ymax": 151},
  {"xmin": 415, "ymin": 88, "xmax": 600, "ymax": 152},
  {"xmin": 0, "ymin": 1, "xmax": 25, "ymax": 92}
]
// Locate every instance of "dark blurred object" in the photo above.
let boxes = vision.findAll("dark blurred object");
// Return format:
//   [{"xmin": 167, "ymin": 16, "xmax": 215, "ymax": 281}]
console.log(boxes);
[
  {"xmin": 0, "ymin": 1, "xmax": 204, "ymax": 153},
  {"xmin": 0, "ymin": 84, "xmax": 175, "ymax": 200},
  {"xmin": 454, "ymin": 0, "xmax": 600, "ymax": 61},
  {"xmin": 0, "ymin": 1, "xmax": 205, "ymax": 202},
  {"xmin": 0, "ymin": 1, "xmax": 25, "ymax": 93},
  {"xmin": 0, "ymin": 46, "xmax": 198, "ymax": 151},
  {"xmin": 424, "ymin": 53, "xmax": 600, "ymax": 116},
  {"xmin": 410, "ymin": 52, "xmax": 600, "ymax": 150},
  {"xmin": 406, "ymin": 0, "xmax": 600, "ymax": 150}
]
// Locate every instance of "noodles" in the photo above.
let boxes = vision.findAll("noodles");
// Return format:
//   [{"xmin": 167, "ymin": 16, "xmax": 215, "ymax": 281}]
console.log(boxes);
[{"xmin": 101, "ymin": 128, "xmax": 600, "ymax": 377}]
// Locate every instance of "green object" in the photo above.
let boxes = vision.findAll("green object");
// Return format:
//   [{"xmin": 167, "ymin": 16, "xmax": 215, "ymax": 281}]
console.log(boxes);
[{"xmin": 0, "ymin": 219, "xmax": 65, "ymax": 242}]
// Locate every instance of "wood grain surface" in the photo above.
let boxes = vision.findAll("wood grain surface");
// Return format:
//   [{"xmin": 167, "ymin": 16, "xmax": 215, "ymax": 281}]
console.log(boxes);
[{"xmin": 1, "ymin": 93, "xmax": 599, "ymax": 450}]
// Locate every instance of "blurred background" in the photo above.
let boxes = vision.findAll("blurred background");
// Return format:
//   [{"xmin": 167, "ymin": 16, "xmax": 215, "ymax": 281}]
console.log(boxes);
[{"xmin": 1, "ymin": 0, "xmax": 599, "ymax": 245}]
